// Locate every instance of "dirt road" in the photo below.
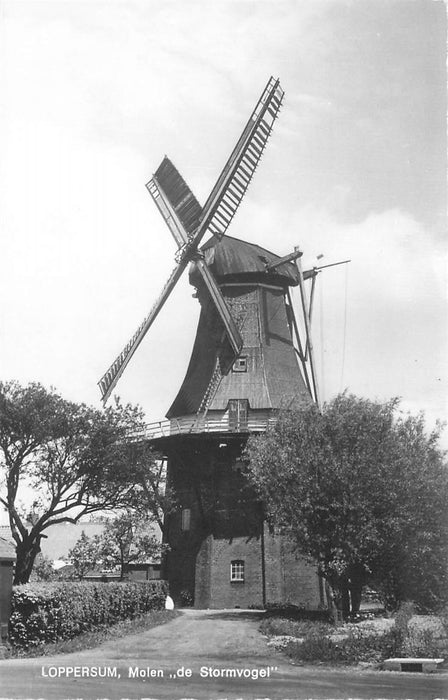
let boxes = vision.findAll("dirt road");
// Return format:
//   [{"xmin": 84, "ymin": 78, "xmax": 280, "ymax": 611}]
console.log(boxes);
[{"xmin": 0, "ymin": 608, "xmax": 446, "ymax": 699}]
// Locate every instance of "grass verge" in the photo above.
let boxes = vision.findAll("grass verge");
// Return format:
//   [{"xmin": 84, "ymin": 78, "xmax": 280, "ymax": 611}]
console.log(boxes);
[
  {"xmin": 261, "ymin": 617, "xmax": 333, "ymax": 639},
  {"xmin": 2, "ymin": 610, "xmax": 180, "ymax": 659}
]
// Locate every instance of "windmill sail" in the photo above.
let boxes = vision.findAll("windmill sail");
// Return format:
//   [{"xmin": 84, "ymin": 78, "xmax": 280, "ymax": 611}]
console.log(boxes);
[
  {"xmin": 146, "ymin": 178, "xmax": 188, "ymax": 249},
  {"xmin": 148, "ymin": 78, "xmax": 284, "ymax": 247},
  {"xmin": 146, "ymin": 157, "xmax": 203, "ymax": 246},
  {"xmin": 200, "ymin": 76, "xmax": 284, "ymax": 239},
  {"xmin": 98, "ymin": 262, "xmax": 187, "ymax": 403},
  {"xmin": 194, "ymin": 258, "xmax": 242, "ymax": 356}
]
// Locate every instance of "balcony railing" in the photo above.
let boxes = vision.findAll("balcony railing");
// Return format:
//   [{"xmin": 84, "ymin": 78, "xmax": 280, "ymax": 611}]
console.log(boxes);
[{"xmin": 135, "ymin": 412, "xmax": 277, "ymax": 441}]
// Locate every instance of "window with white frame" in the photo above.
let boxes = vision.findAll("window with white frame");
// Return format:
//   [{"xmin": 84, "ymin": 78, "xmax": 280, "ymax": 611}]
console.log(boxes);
[
  {"xmin": 230, "ymin": 559, "xmax": 245, "ymax": 582},
  {"xmin": 232, "ymin": 356, "xmax": 247, "ymax": 372},
  {"xmin": 181, "ymin": 508, "xmax": 191, "ymax": 531}
]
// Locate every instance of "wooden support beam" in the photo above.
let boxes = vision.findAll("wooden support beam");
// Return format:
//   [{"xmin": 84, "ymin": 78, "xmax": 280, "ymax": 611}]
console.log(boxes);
[
  {"xmin": 305, "ymin": 272, "xmax": 318, "ymax": 361},
  {"xmin": 265, "ymin": 248, "xmax": 303, "ymax": 271},
  {"xmin": 286, "ymin": 288, "xmax": 312, "ymax": 398},
  {"xmin": 296, "ymin": 253, "xmax": 321, "ymax": 411}
]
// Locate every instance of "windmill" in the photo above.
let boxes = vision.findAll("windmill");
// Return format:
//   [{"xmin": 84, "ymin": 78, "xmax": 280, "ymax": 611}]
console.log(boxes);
[{"xmin": 99, "ymin": 77, "xmax": 334, "ymax": 608}]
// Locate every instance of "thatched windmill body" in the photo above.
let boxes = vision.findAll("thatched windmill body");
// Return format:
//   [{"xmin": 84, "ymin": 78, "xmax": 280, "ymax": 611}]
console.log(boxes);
[{"xmin": 99, "ymin": 78, "xmax": 326, "ymax": 608}]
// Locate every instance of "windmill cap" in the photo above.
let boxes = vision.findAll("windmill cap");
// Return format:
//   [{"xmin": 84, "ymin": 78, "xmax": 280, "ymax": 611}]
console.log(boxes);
[{"xmin": 190, "ymin": 235, "xmax": 300, "ymax": 287}]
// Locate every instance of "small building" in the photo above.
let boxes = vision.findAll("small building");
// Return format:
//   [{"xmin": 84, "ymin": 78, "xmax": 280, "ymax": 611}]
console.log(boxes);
[
  {"xmin": 128, "ymin": 561, "xmax": 161, "ymax": 581},
  {"xmin": 0, "ymin": 536, "xmax": 16, "ymax": 641}
]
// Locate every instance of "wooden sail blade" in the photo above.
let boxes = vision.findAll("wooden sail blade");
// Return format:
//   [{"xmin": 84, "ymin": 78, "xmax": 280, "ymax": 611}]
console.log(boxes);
[
  {"xmin": 146, "ymin": 157, "xmax": 202, "ymax": 240},
  {"xmin": 194, "ymin": 257, "xmax": 243, "ymax": 356},
  {"xmin": 197, "ymin": 76, "xmax": 285, "ymax": 240},
  {"xmin": 146, "ymin": 177, "xmax": 189, "ymax": 249},
  {"xmin": 98, "ymin": 262, "xmax": 187, "ymax": 404}
]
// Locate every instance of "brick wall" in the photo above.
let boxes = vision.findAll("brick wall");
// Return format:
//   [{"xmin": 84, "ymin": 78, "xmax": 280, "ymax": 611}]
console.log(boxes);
[
  {"xmin": 281, "ymin": 538, "xmax": 324, "ymax": 608},
  {"xmin": 199, "ymin": 535, "xmax": 264, "ymax": 609},
  {"xmin": 194, "ymin": 535, "xmax": 212, "ymax": 608},
  {"xmin": 262, "ymin": 528, "xmax": 323, "ymax": 607},
  {"xmin": 193, "ymin": 528, "xmax": 323, "ymax": 609}
]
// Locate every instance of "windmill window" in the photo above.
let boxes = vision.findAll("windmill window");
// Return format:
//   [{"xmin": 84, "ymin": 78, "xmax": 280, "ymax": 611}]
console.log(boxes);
[
  {"xmin": 232, "ymin": 356, "xmax": 247, "ymax": 373},
  {"xmin": 181, "ymin": 508, "xmax": 191, "ymax": 531},
  {"xmin": 230, "ymin": 560, "xmax": 245, "ymax": 583}
]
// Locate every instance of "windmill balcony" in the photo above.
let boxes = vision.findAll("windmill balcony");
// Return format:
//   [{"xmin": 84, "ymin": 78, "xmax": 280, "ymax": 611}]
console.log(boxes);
[{"xmin": 133, "ymin": 410, "xmax": 279, "ymax": 441}]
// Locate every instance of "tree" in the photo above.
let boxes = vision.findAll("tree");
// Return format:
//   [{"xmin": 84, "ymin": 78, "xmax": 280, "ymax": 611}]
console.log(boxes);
[
  {"xmin": 124, "ymin": 443, "xmax": 177, "ymax": 539},
  {"xmin": 245, "ymin": 394, "xmax": 448, "ymax": 617},
  {"xmin": 0, "ymin": 380, "xmax": 160, "ymax": 584},
  {"xmin": 29, "ymin": 553, "xmax": 57, "ymax": 581},
  {"xmin": 70, "ymin": 512, "xmax": 162, "ymax": 579},
  {"xmin": 67, "ymin": 530, "xmax": 100, "ymax": 579},
  {"xmin": 99, "ymin": 511, "xmax": 162, "ymax": 578},
  {"xmin": 368, "ymin": 412, "xmax": 448, "ymax": 611}
]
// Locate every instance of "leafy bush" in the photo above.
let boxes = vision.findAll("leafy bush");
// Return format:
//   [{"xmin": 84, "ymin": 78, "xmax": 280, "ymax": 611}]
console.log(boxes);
[
  {"xmin": 29, "ymin": 554, "xmax": 58, "ymax": 582},
  {"xmin": 389, "ymin": 602, "xmax": 442, "ymax": 657},
  {"xmin": 401, "ymin": 627, "xmax": 440, "ymax": 657},
  {"xmin": 179, "ymin": 589, "xmax": 194, "ymax": 607},
  {"xmin": 9, "ymin": 580, "xmax": 168, "ymax": 649}
]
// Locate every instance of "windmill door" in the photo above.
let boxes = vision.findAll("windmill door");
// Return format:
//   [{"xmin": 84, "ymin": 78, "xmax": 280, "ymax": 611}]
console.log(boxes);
[{"xmin": 228, "ymin": 399, "xmax": 248, "ymax": 431}]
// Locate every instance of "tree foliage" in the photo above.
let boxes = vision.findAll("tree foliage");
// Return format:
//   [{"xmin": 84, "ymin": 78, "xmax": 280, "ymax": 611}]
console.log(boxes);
[
  {"xmin": 68, "ymin": 512, "xmax": 162, "ymax": 579},
  {"xmin": 0, "ymin": 380, "xmax": 166, "ymax": 584},
  {"xmin": 245, "ymin": 394, "xmax": 448, "ymax": 614},
  {"xmin": 67, "ymin": 530, "xmax": 100, "ymax": 579},
  {"xmin": 29, "ymin": 553, "xmax": 57, "ymax": 582},
  {"xmin": 124, "ymin": 443, "xmax": 176, "ymax": 537}
]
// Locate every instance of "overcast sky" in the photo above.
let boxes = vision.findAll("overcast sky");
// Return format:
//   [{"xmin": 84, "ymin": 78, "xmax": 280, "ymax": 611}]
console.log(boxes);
[{"xmin": 1, "ymin": 1, "xmax": 446, "ymax": 447}]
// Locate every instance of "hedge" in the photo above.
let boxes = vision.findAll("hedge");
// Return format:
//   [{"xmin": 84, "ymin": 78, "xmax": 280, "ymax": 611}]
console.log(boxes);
[{"xmin": 9, "ymin": 579, "xmax": 168, "ymax": 649}]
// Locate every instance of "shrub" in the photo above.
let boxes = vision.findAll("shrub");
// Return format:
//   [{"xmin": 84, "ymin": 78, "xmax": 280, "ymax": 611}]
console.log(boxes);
[
  {"xmin": 29, "ymin": 554, "xmax": 58, "ymax": 582},
  {"xmin": 402, "ymin": 627, "xmax": 440, "ymax": 657},
  {"xmin": 394, "ymin": 602, "xmax": 443, "ymax": 657},
  {"xmin": 179, "ymin": 589, "xmax": 194, "ymax": 607},
  {"xmin": 9, "ymin": 580, "xmax": 168, "ymax": 649}
]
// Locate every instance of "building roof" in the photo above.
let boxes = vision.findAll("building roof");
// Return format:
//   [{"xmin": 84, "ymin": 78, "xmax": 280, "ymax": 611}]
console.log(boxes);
[
  {"xmin": 0, "ymin": 521, "xmax": 162, "ymax": 562},
  {"xmin": 42, "ymin": 522, "xmax": 106, "ymax": 560},
  {"xmin": 0, "ymin": 522, "xmax": 106, "ymax": 561},
  {"xmin": 189, "ymin": 235, "xmax": 300, "ymax": 287},
  {"xmin": 0, "ymin": 535, "xmax": 16, "ymax": 560},
  {"xmin": 0, "ymin": 527, "xmax": 14, "ymax": 544}
]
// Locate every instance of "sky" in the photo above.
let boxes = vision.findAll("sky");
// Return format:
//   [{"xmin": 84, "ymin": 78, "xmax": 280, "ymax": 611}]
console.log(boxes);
[{"xmin": 0, "ymin": 0, "xmax": 446, "ymax": 450}]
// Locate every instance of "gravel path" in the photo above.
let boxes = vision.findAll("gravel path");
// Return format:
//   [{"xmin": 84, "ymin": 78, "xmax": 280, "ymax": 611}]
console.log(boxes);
[{"xmin": 73, "ymin": 608, "xmax": 273, "ymax": 666}]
